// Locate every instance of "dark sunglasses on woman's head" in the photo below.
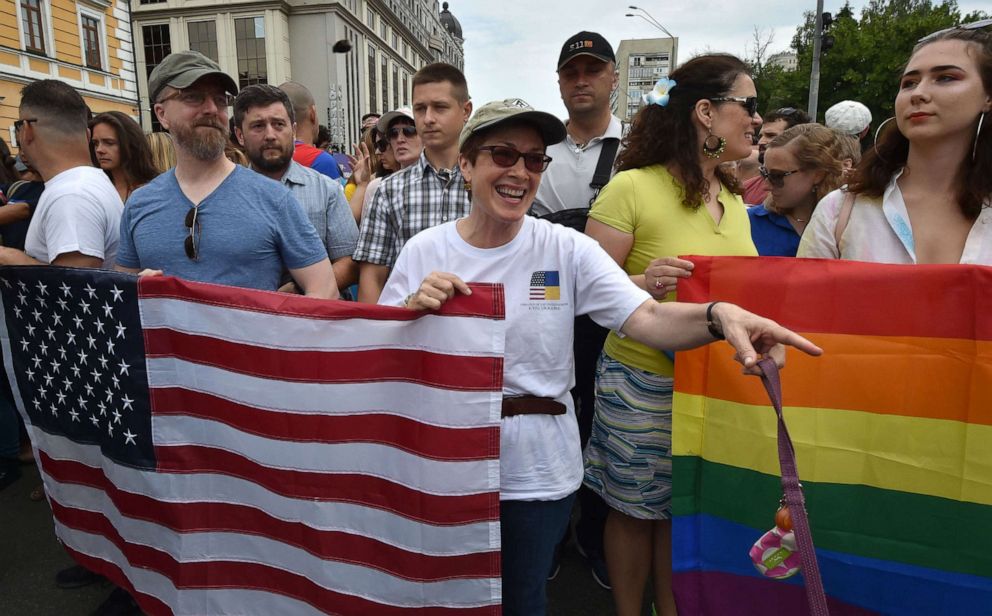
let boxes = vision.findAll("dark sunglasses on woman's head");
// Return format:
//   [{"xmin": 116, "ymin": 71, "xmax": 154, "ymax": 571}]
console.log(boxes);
[
  {"xmin": 477, "ymin": 145, "xmax": 552, "ymax": 173},
  {"xmin": 711, "ymin": 96, "xmax": 760, "ymax": 117},
  {"xmin": 918, "ymin": 18, "xmax": 992, "ymax": 43},
  {"xmin": 184, "ymin": 205, "xmax": 201, "ymax": 260},
  {"xmin": 759, "ymin": 166, "xmax": 802, "ymax": 188},
  {"xmin": 388, "ymin": 125, "xmax": 417, "ymax": 140}
]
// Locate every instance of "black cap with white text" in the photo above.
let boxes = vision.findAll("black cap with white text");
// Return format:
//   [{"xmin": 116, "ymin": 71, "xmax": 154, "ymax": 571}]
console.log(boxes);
[{"xmin": 557, "ymin": 31, "xmax": 616, "ymax": 71}]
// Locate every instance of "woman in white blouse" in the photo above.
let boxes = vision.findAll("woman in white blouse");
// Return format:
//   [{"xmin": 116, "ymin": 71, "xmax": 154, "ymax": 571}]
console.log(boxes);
[{"xmin": 799, "ymin": 26, "xmax": 992, "ymax": 264}]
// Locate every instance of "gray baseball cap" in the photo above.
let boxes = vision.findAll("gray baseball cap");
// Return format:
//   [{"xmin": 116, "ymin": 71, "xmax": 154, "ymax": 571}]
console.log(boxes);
[
  {"xmin": 147, "ymin": 50, "xmax": 238, "ymax": 104},
  {"xmin": 458, "ymin": 98, "xmax": 566, "ymax": 149}
]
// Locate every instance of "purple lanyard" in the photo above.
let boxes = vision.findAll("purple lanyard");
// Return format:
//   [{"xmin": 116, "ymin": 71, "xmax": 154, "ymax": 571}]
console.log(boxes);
[{"xmin": 757, "ymin": 358, "xmax": 829, "ymax": 615}]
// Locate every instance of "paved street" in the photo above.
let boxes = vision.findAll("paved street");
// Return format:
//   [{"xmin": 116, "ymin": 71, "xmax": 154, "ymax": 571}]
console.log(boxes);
[{"xmin": 1, "ymin": 464, "xmax": 623, "ymax": 615}]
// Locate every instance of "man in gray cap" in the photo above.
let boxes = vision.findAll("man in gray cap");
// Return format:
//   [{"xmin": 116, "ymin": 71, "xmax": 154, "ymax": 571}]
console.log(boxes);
[{"xmin": 116, "ymin": 51, "xmax": 337, "ymax": 299}]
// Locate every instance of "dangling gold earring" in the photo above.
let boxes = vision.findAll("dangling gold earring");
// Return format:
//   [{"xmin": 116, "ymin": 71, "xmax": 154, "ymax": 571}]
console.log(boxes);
[
  {"xmin": 464, "ymin": 180, "xmax": 472, "ymax": 192},
  {"xmin": 702, "ymin": 130, "xmax": 726, "ymax": 159}
]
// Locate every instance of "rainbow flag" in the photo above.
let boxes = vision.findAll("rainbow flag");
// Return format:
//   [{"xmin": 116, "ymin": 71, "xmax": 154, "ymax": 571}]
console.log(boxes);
[{"xmin": 671, "ymin": 256, "xmax": 992, "ymax": 615}]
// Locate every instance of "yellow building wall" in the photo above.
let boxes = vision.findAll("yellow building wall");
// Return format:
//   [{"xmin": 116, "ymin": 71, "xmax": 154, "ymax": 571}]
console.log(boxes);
[
  {"xmin": 52, "ymin": 0, "xmax": 82, "ymax": 65},
  {"xmin": 0, "ymin": 0, "xmax": 19, "ymax": 49}
]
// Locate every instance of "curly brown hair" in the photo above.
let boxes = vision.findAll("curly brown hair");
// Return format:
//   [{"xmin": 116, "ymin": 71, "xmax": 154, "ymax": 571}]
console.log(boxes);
[
  {"xmin": 616, "ymin": 54, "xmax": 750, "ymax": 209},
  {"xmin": 849, "ymin": 28, "xmax": 992, "ymax": 219}
]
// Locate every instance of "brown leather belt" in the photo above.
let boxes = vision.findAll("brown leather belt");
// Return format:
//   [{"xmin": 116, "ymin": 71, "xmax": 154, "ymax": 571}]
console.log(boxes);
[{"xmin": 501, "ymin": 395, "xmax": 566, "ymax": 418}]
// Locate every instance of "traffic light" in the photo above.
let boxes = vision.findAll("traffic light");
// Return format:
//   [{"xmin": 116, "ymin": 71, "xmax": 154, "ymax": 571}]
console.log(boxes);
[{"xmin": 821, "ymin": 12, "xmax": 835, "ymax": 53}]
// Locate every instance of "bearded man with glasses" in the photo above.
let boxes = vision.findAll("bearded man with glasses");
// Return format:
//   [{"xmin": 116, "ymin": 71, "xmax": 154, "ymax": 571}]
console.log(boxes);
[{"xmin": 114, "ymin": 51, "xmax": 337, "ymax": 300}]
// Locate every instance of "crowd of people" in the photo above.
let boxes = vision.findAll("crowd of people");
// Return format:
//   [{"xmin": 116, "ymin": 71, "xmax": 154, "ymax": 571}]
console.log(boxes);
[{"xmin": 0, "ymin": 19, "xmax": 989, "ymax": 616}]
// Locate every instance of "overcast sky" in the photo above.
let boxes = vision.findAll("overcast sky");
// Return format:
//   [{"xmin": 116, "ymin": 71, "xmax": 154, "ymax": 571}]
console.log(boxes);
[{"xmin": 455, "ymin": 0, "xmax": 986, "ymax": 119}]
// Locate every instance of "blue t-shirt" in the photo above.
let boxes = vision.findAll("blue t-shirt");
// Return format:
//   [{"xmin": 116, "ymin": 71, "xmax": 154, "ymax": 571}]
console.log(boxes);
[
  {"xmin": 748, "ymin": 205, "xmax": 802, "ymax": 257},
  {"xmin": 117, "ymin": 165, "xmax": 327, "ymax": 291}
]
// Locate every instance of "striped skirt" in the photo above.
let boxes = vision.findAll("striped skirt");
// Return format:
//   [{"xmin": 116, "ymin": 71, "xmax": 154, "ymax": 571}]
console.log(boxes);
[{"xmin": 582, "ymin": 351, "xmax": 673, "ymax": 520}]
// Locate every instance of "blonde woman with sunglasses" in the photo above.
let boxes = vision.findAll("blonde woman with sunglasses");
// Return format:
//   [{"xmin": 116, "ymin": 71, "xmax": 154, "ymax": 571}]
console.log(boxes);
[{"xmin": 748, "ymin": 124, "xmax": 848, "ymax": 256}]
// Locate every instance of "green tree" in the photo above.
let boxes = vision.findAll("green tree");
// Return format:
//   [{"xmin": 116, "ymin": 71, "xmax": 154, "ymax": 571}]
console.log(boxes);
[{"xmin": 756, "ymin": 0, "xmax": 989, "ymax": 126}]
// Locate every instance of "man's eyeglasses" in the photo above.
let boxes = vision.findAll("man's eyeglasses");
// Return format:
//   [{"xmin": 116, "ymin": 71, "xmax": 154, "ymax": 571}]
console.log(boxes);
[
  {"xmin": 759, "ymin": 166, "xmax": 802, "ymax": 188},
  {"xmin": 388, "ymin": 125, "xmax": 417, "ymax": 140},
  {"xmin": 711, "ymin": 96, "xmax": 760, "ymax": 117},
  {"xmin": 184, "ymin": 205, "xmax": 201, "ymax": 260},
  {"xmin": 160, "ymin": 89, "xmax": 236, "ymax": 109},
  {"xmin": 918, "ymin": 18, "xmax": 992, "ymax": 43},
  {"xmin": 13, "ymin": 118, "xmax": 38, "ymax": 132},
  {"xmin": 477, "ymin": 145, "xmax": 552, "ymax": 173}
]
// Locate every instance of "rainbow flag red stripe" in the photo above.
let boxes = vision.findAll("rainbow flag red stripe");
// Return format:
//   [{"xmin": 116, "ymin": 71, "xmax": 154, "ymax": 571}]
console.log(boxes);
[{"xmin": 672, "ymin": 256, "xmax": 992, "ymax": 615}]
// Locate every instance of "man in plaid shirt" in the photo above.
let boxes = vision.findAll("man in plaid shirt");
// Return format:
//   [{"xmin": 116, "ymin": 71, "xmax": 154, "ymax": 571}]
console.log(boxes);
[{"xmin": 354, "ymin": 63, "xmax": 473, "ymax": 303}]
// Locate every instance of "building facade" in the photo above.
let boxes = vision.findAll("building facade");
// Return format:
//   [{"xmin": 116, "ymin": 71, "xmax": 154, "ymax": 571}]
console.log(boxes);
[
  {"xmin": 611, "ymin": 36, "xmax": 677, "ymax": 123},
  {"xmin": 767, "ymin": 51, "xmax": 798, "ymax": 72},
  {"xmin": 1, "ymin": 0, "xmax": 140, "ymax": 150},
  {"xmin": 130, "ymin": 0, "xmax": 464, "ymax": 146}
]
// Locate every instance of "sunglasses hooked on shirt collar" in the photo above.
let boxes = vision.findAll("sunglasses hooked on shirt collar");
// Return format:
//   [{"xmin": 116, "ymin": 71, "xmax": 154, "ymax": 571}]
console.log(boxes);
[{"xmin": 711, "ymin": 96, "xmax": 760, "ymax": 117}]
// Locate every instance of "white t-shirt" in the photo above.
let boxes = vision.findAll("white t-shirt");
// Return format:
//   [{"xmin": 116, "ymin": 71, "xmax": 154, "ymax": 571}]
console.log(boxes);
[
  {"xmin": 381, "ymin": 216, "xmax": 650, "ymax": 501},
  {"xmin": 25, "ymin": 166, "xmax": 123, "ymax": 267}
]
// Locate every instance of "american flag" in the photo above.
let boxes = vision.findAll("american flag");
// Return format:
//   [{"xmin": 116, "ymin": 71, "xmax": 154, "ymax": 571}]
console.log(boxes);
[
  {"xmin": 0, "ymin": 266, "xmax": 505, "ymax": 615},
  {"xmin": 528, "ymin": 271, "xmax": 560, "ymax": 301}
]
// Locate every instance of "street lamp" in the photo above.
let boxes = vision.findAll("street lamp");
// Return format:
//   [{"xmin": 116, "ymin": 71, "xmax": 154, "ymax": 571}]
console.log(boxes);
[
  {"xmin": 625, "ymin": 7, "xmax": 678, "ymax": 68},
  {"xmin": 627, "ymin": 6, "xmax": 676, "ymax": 40}
]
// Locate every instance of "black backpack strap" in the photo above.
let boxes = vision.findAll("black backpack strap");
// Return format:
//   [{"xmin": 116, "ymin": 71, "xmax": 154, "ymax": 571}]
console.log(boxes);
[{"xmin": 589, "ymin": 137, "xmax": 620, "ymax": 206}]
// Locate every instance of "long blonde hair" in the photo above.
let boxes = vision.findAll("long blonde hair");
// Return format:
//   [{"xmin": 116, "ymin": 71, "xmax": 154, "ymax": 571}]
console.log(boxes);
[{"xmin": 145, "ymin": 131, "xmax": 176, "ymax": 174}]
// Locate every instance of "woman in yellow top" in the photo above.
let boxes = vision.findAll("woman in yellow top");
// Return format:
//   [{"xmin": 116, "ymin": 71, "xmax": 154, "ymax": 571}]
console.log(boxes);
[{"xmin": 583, "ymin": 54, "xmax": 760, "ymax": 616}]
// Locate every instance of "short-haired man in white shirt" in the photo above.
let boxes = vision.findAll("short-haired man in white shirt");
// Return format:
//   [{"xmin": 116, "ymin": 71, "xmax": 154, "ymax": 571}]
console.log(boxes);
[
  {"xmin": 1, "ymin": 80, "xmax": 123, "ymax": 269},
  {"xmin": 533, "ymin": 31, "xmax": 624, "ymax": 219},
  {"xmin": 3, "ymin": 78, "xmax": 128, "ymax": 614},
  {"xmin": 534, "ymin": 31, "xmax": 625, "ymax": 591}
]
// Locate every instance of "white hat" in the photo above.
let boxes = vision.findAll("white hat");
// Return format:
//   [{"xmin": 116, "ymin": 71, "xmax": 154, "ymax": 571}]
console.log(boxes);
[{"xmin": 825, "ymin": 101, "xmax": 872, "ymax": 136}]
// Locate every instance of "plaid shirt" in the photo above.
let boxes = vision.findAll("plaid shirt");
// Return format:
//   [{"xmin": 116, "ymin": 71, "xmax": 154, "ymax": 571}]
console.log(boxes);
[{"xmin": 353, "ymin": 152, "xmax": 471, "ymax": 267}]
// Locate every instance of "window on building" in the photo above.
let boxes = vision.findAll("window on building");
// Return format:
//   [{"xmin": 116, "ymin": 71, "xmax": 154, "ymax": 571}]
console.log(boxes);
[
  {"xmin": 142, "ymin": 23, "xmax": 172, "ymax": 130},
  {"xmin": 139, "ymin": 0, "xmax": 166, "ymax": 4},
  {"xmin": 392, "ymin": 65, "xmax": 399, "ymax": 110},
  {"xmin": 81, "ymin": 13, "xmax": 102, "ymax": 70},
  {"xmin": 20, "ymin": 0, "xmax": 46, "ymax": 54},
  {"xmin": 368, "ymin": 45, "xmax": 378, "ymax": 113},
  {"xmin": 402, "ymin": 73, "xmax": 408, "ymax": 106},
  {"xmin": 380, "ymin": 21, "xmax": 387, "ymax": 38},
  {"xmin": 235, "ymin": 16, "xmax": 267, "ymax": 88},
  {"xmin": 187, "ymin": 21, "xmax": 218, "ymax": 62},
  {"xmin": 381, "ymin": 56, "xmax": 388, "ymax": 113}
]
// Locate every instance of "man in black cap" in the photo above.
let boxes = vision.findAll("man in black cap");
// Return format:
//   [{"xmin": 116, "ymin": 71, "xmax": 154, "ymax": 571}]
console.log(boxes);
[
  {"xmin": 116, "ymin": 51, "xmax": 337, "ymax": 299},
  {"xmin": 536, "ymin": 31, "xmax": 624, "ymax": 592}
]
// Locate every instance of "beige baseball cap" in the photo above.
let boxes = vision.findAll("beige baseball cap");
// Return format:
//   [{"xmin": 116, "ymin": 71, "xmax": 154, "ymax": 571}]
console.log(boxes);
[{"xmin": 458, "ymin": 98, "xmax": 566, "ymax": 150}]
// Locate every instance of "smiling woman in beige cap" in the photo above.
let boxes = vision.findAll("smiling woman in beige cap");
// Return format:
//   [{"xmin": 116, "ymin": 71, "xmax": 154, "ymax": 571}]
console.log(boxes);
[{"xmin": 378, "ymin": 98, "xmax": 822, "ymax": 616}]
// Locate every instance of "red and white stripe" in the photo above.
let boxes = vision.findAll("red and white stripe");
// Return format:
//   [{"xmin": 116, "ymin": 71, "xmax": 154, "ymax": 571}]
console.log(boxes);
[{"xmin": 39, "ymin": 277, "xmax": 505, "ymax": 615}]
